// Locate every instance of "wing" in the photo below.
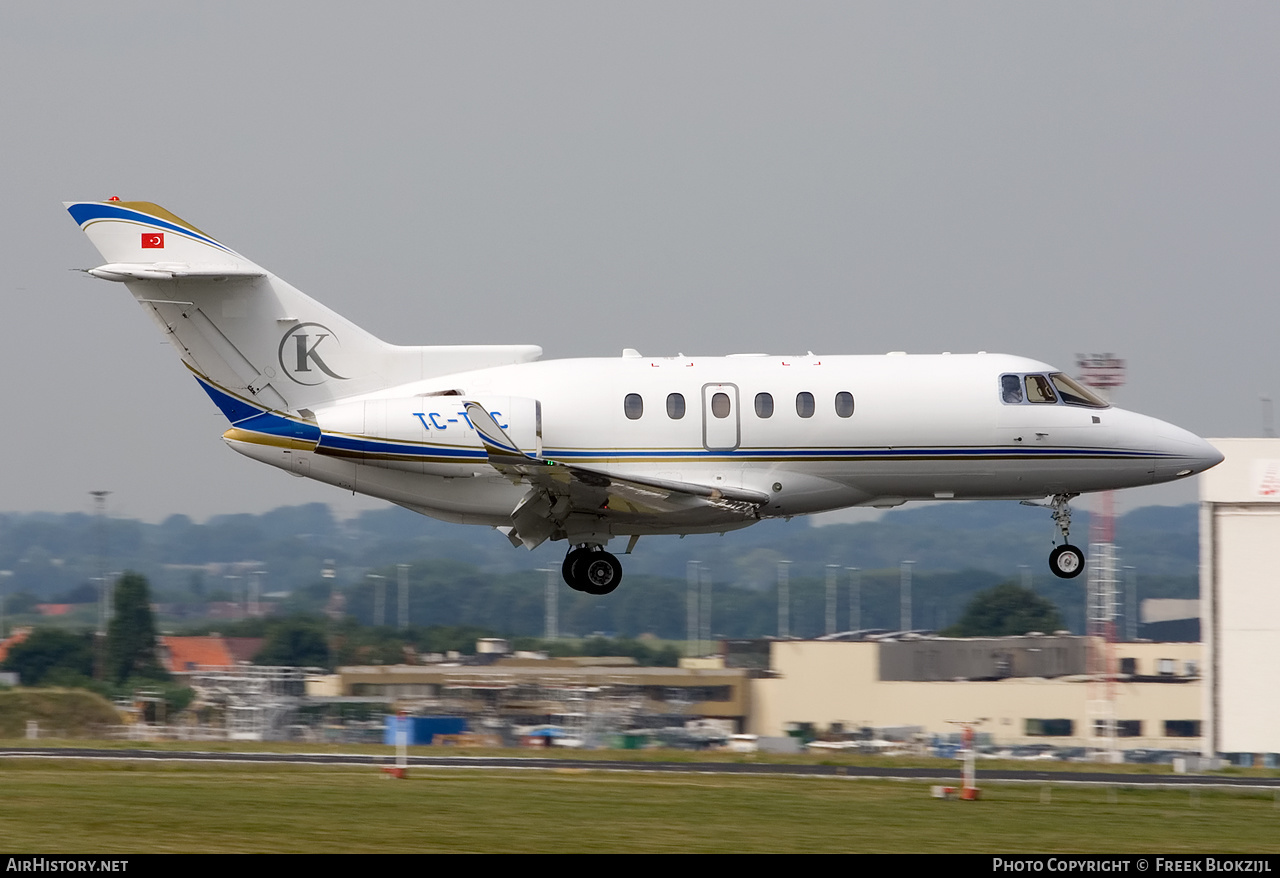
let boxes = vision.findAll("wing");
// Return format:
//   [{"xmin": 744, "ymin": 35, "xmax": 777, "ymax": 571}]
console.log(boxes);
[{"xmin": 463, "ymin": 401, "xmax": 766, "ymax": 549}]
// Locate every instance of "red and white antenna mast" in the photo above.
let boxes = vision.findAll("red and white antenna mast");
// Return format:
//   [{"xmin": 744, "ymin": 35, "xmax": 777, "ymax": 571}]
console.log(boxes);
[{"xmin": 1076, "ymin": 353, "xmax": 1126, "ymax": 761}]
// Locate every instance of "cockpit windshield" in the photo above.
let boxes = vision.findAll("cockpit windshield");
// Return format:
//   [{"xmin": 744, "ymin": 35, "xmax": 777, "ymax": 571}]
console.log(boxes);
[
  {"xmin": 999, "ymin": 373, "xmax": 1110, "ymax": 409},
  {"xmin": 1049, "ymin": 373, "xmax": 1109, "ymax": 408}
]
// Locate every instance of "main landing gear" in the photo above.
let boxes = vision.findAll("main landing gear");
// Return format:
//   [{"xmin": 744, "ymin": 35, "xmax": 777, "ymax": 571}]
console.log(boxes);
[
  {"xmin": 1023, "ymin": 493, "xmax": 1086, "ymax": 580},
  {"xmin": 562, "ymin": 546, "xmax": 623, "ymax": 595}
]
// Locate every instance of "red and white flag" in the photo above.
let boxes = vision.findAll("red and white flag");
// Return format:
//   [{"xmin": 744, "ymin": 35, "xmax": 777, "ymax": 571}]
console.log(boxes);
[{"xmin": 141, "ymin": 232, "xmax": 164, "ymax": 249}]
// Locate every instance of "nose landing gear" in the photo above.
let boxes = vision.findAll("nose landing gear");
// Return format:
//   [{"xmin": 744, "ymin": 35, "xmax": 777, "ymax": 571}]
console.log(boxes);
[
  {"xmin": 562, "ymin": 545, "xmax": 623, "ymax": 595},
  {"xmin": 1022, "ymin": 493, "xmax": 1086, "ymax": 580},
  {"xmin": 1048, "ymin": 544, "xmax": 1085, "ymax": 579}
]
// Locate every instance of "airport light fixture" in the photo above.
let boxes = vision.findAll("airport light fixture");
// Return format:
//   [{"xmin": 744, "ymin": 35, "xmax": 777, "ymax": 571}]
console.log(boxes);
[
  {"xmin": 398, "ymin": 564, "xmax": 410, "ymax": 630},
  {"xmin": 539, "ymin": 568, "xmax": 557, "ymax": 641},
  {"xmin": 777, "ymin": 561, "xmax": 791, "ymax": 639},
  {"xmin": 367, "ymin": 573, "xmax": 386, "ymax": 627},
  {"xmin": 825, "ymin": 564, "xmax": 839, "ymax": 636},
  {"xmin": 900, "ymin": 561, "xmax": 915, "ymax": 632},
  {"xmin": 846, "ymin": 567, "xmax": 861, "ymax": 633},
  {"xmin": 0, "ymin": 570, "xmax": 11, "ymax": 639}
]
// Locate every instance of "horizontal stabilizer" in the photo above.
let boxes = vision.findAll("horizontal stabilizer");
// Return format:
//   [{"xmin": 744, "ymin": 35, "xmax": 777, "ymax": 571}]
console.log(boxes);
[{"xmin": 86, "ymin": 262, "xmax": 266, "ymax": 282}]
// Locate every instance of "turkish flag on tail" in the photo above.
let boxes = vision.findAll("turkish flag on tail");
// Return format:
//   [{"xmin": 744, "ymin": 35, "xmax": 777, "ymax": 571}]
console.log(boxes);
[{"xmin": 141, "ymin": 232, "xmax": 164, "ymax": 248}]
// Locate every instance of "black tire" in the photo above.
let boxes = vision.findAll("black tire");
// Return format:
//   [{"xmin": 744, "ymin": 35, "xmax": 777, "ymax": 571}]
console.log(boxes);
[
  {"xmin": 580, "ymin": 553, "xmax": 623, "ymax": 595},
  {"xmin": 1049, "ymin": 544, "xmax": 1085, "ymax": 579},
  {"xmin": 562, "ymin": 548, "xmax": 590, "ymax": 590}
]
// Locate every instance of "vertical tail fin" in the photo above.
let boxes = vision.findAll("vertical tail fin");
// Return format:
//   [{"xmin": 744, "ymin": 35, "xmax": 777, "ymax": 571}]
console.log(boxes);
[{"xmin": 66, "ymin": 200, "xmax": 541, "ymax": 417}]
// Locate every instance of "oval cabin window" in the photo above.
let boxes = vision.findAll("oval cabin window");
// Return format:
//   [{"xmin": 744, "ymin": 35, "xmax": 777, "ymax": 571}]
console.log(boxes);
[
  {"xmin": 711, "ymin": 392, "xmax": 731, "ymax": 418},
  {"xmin": 835, "ymin": 391, "xmax": 854, "ymax": 418},
  {"xmin": 624, "ymin": 393, "xmax": 644, "ymax": 420},
  {"xmin": 796, "ymin": 392, "xmax": 815, "ymax": 418},
  {"xmin": 755, "ymin": 392, "xmax": 774, "ymax": 418},
  {"xmin": 667, "ymin": 393, "xmax": 686, "ymax": 419}
]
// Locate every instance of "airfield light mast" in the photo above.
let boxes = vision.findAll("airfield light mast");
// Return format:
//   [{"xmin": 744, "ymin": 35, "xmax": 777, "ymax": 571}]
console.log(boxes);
[
  {"xmin": 398, "ymin": 563, "xmax": 410, "ymax": 631},
  {"xmin": 90, "ymin": 490, "xmax": 111, "ymax": 636},
  {"xmin": 540, "ymin": 567, "xmax": 557, "ymax": 641},
  {"xmin": 846, "ymin": 567, "xmax": 861, "ymax": 633},
  {"xmin": 367, "ymin": 573, "xmax": 386, "ymax": 627},
  {"xmin": 700, "ymin": 567, "xmax": 712, "ymax": 659},
  {"xmin": 899, "ymin": 561, "xmax": 915, "ymax": 632},
  {"xmin": 825, "ymin": 565, "xmax": 839, "ymax": 636},
  {"xmin": 1076, "ymin": 353, "xmax": 1126, "ymax": 761},
  {"xmin": 776, "ymin": 561, "xmax": 791, "ymax": 640},
  {"xmin": 687, "ymin": 561, "xmax": 701, "ymax": 656}
]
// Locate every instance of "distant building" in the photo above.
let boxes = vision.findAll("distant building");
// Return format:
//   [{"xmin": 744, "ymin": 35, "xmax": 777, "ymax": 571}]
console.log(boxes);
[
  {"xmin": 34, "ymin": 604, "xmax": 73, "ymax": 617},
  {"xmin": 324, "ymin": 635, "xmax": 1213, "ymax": 751},
  {"xmin": 0, "ymin": 627, "xmax": 32, "ymax": 665},
  {"xmin": 1141, "ymin": 599, "xmax": 1200, "ymax": 642},
  {"xmin": 751, "ymin": 637, "xmax": 1203, "ymax": 749},
  {"xmin": 1199, "ymin": 438, "xmax": 1280, "ymax": 759},
  {"xmin": 159, "ymin": 635, "xmax": 264, "ymax": 674}
]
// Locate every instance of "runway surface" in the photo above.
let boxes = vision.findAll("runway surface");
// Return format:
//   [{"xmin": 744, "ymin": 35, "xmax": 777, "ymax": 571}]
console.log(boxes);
[{"xmin": 3, "ymin": 746, "xmax": 1277, "ymax": 789}]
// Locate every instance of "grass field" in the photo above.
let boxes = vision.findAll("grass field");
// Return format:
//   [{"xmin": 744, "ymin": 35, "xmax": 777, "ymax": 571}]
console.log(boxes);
[{"xmin": 2, "ymin": 758, "xmax": 1278, "ymax": 853}]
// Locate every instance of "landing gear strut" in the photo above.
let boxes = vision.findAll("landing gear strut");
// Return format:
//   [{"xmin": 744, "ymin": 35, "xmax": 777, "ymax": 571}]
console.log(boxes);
[
  {"xmin": 562, "ymin": 546, "xmax": 623, "ymax": 595},
  {"xmin": 1023, "ymin": 493, "xmax": 1086, "ymax": 579}
]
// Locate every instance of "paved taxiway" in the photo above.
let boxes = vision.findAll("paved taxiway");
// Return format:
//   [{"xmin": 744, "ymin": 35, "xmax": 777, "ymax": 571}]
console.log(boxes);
[{"xmin": 3, "ymin": 747, "xmax": 1277, "ymax": 790}]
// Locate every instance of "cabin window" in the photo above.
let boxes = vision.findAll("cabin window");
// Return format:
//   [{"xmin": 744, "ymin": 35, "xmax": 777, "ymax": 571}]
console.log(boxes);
[
  {"xmin": 796, "ymin": 392, "xmax": 815, "ymax": 418},
  {"xmin": 1000, "ymin": 374, "xmax": 1024, "ymax": 404},
  {"xmin": 711, "ymin": 392, "xmax": 731, "ymax": 418},
  {"xmin": 666, "ymin": 393, "xmax": 686, "ymax": 419},
  {"xmin": 755, "ymin": 392, "xmax": 774, "ymax": 418},
  {"xmin": 1024, "ymin": 375, "xmax": 1057, "ymax": 404},
  {"xmin": 834, "ymin": 391, "xmax": 854, "ymax": 418},
  {"xmin": 624, "ymin": 393, "xmax": 644, "ymax": 420}
]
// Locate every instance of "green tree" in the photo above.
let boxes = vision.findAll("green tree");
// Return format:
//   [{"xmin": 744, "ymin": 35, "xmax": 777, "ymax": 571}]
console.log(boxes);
[
  {"xmin": 255, "ymin": 617, "xmax": 331, "ymax": 668},
  {"xmin": 1, "ymin": 628, "xmax": 95, "ymax": 686},
  {"xmin": 105, "ymin": 572, "xmax": 166, "ymax": 684},
  {"xmin": 942, "ymin": 581, "xmax": 1063, "ymax": 637}
]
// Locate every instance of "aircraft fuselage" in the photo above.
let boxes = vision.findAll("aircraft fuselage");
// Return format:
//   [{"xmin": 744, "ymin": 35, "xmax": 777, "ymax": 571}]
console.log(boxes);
[
  {"xmin": 68, "ymin": 198, "xmax": 1223, "ymax": 593},
  {"xmin": 224, "ymin": 350, "xmax": 1217, "ymax": 535}
]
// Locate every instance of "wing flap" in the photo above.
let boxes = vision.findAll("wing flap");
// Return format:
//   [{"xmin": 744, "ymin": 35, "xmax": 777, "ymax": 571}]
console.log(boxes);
[{"xmin": 463, "ymin": 401, "xmax": 765, "ymax": 547}]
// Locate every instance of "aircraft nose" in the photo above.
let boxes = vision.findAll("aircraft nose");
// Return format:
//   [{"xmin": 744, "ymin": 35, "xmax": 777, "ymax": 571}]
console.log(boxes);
[{"xmin": 1152, "ymin": 423, "xmax": 1224, "ymax": 482}]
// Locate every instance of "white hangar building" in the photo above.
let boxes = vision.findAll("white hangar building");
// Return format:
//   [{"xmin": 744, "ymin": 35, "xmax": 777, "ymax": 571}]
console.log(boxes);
[{"xmin": 1200, "ymin": 438, "xmax": 1280, "ymax": 758}]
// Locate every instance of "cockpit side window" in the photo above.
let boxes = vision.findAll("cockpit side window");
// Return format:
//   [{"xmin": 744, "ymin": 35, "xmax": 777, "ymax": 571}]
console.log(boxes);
[
  {"xmin": 1050, "ymin": 373, "xmax": 1109, "ymax": 408},
  {"xmin": 1002, "ymin": 371, "xmax": 1111, "ymax": 408},
  {"xmin": 1024, "ymin": 374, "xmax": 1057, "ymax": 404},
  {"xmin": 1000, "ymin": 374, "xmax": 1024, "ymax": 404}
]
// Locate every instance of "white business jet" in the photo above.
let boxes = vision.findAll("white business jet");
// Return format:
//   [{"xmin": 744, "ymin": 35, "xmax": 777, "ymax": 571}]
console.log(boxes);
[{"xmin": 67, "ymin": 200, "xmax": 1223, "ymax": 595}]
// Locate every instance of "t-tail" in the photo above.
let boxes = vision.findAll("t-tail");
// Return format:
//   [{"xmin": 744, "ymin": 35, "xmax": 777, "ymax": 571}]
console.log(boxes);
[{"xmin": 65, "ymin": 200, "xmax": 542, "ymax": 421}]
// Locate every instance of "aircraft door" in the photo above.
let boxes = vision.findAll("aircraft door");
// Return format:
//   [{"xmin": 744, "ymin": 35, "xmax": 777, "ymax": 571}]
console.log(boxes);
[{"xmin": 702, "ymin": 383, "xmax": 740, "ymax": 451}]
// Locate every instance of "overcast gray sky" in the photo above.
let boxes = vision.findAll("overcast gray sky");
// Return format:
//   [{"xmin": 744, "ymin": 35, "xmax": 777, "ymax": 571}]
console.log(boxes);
[{"xmin": 2, "ymin": 2, "xmax": 1275, "ymax": 523}]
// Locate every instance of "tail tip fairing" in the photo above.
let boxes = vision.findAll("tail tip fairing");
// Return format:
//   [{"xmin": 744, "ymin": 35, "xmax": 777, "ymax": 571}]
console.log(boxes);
[{"xmin": 65, "ymin": 199, "xmax": 258, "ymax": 270}]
